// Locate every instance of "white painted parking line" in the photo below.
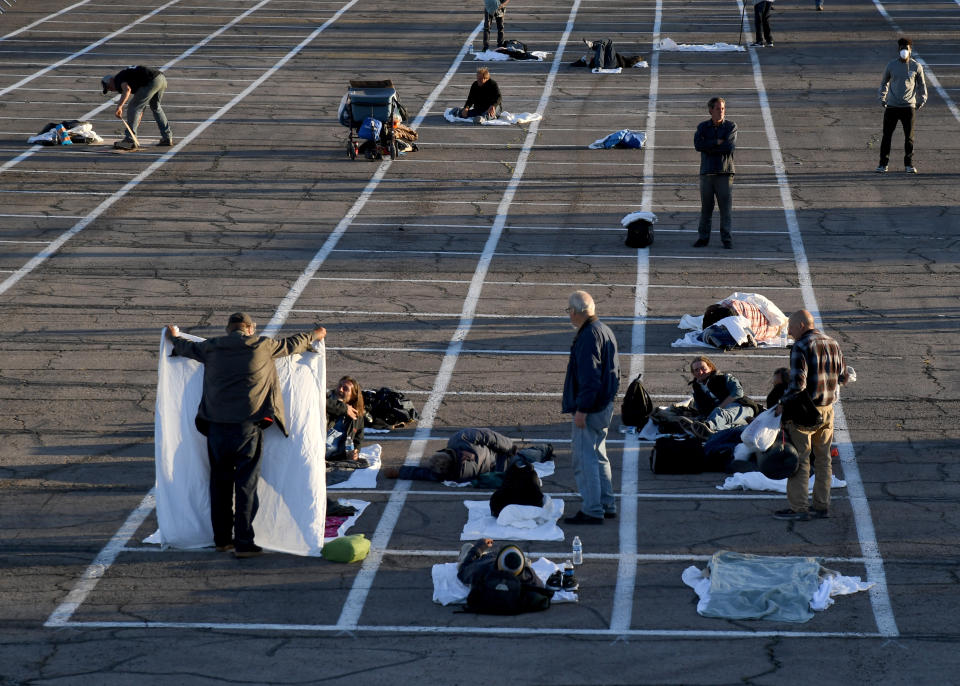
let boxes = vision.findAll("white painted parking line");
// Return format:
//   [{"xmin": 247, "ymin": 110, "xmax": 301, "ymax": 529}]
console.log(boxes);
[
  {"xmin": 742, "ymin": 0, "xmax": 899, "ymax": 638},
  {"xmin": 871, "ymin": 0, "xmax": 960, "ymax": 123},
  {"xmin": 45, "ymin": 490, "xmax": 156, "ymax": 627},
  {"xmin": 335, "ymin": 3, "xmax": 587, "ymax": 631},
  {"xmin": 46, "ymin": 619, "xmax": 887, "ymax": 638},
  {"xmin": 0, "ymin": 0, "xmax": 96, "ymax": 42},
  {"xmin": 0, "ymin": 0, "xmax": 363, "ymax": 297},
  {"xmin": 0, "ymin": 0, "xmax": 184, "ymax": 99}
]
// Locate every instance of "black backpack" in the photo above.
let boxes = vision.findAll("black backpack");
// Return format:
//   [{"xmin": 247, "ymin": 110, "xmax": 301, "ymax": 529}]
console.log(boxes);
[
  {"xmin": 465, "ymin": 570, "xmax": 552, "ymax": 615},
  {"xmin": 489, "ymin": 462, "xmax": 544, "ymax": 517},
  {"xmin": 621, "ymin": 373, "xmax": 654, "ymax": 427},
  {"xmin": 362, "ymin": 387, "xmax": 420, "ymax": 429},
  {"xmin": 624, "ymin": 217, "xmax": 654, "ymax": 248}
]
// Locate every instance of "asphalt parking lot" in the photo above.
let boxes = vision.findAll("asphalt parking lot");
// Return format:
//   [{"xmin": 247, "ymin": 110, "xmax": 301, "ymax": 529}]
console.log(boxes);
[{"xmin": 1, "ymin": 0, "xmax": 959, "ymax": 683}]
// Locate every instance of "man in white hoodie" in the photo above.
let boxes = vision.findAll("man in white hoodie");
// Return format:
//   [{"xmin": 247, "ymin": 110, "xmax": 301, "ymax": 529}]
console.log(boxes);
[{"xmin": 877, "ymin": 37, "xmax": 927, "ymax": 174}]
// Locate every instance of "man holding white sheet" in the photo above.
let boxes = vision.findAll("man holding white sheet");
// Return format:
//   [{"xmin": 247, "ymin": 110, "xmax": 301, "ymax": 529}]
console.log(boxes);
[{"xmin": 165, "ymin": 313, "xmax": 326, "ymax": 557}]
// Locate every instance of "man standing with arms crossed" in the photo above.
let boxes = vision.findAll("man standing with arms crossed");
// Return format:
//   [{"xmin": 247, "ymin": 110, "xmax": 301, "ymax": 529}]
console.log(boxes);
[
  {"xmin": 693, "ymin": 96, "xmax": 737, "ymax": 250},
  {"xmin": 166, "ymin": 313, "xmax": 326, "ymax": 557},
  {"xmin": 562, "ymin": 291, "xmax": 620, "ymax": 525},
  {"xmin": 774, "ymin": 310, "xmax": 848, "ymax": 521}
]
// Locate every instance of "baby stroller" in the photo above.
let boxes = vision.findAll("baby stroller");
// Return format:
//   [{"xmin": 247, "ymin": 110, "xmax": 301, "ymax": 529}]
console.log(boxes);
[{"xmin": 339, "ymin": 79, "xmax": 407, "ymax": 160}]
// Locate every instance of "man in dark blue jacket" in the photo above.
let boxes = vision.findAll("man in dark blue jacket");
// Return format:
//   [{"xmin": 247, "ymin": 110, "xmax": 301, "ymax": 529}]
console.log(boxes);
[
  {"xmin": 693, "ymin": 96, "xmax": 737, "ymax": 249},
  {"xmin": 562, "ymin": 291, "xmax": 620, "ymax": 525}
]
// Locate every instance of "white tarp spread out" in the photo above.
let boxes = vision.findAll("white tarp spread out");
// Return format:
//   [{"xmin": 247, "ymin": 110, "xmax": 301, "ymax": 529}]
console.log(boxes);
[{"xmin": 147, "ymin": 331, "xmax": 328, "ymax": 556}]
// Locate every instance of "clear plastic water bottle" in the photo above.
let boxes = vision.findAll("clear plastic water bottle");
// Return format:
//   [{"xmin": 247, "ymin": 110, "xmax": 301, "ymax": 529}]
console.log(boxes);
[
  {"xmin": 572, "ymin": 535, "xmax": 583, "ymax": 565},
  {"xmin": 343, "ymin": 434, "xmax": 354, "ymax": 457}
]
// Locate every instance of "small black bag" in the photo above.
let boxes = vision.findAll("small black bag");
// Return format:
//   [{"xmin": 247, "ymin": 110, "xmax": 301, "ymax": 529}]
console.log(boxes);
[
  {"xmin": 489, "ymin": 462, "xmax": 544, "ymax": 517},
  {"xmin": 650, "ymin": 435, "xmax": 706, "ymax": 474},
  {"xmin": 781, "ymin": 391, "xmax": 823, "ymax": 430},
  {"xmin": 625, "ymin": 218, "xmax": 654, "ymax": 248},
  {"xmin": 758, "ymin": 430, "xmax": 800, "ymax": 479},
  {"xmin": 621, "ymin": 373, "xmax": 654, "ymax": 427}
]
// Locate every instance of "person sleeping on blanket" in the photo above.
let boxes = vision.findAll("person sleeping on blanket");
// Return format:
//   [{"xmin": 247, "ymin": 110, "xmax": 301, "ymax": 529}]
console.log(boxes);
[
  {"xmin": 383, "ymin": 428, "xmax": 552, "ymax": 482},
  {"xmin": 703, "ymin": 299, "xmax": 778, "ymax": 341},
  {"xmin": 454, "ymin": 67, "xmax": 502, "ymax": 123},
  {"xmin": 570, "ymin": 38, "xmax": 645, "ymax": 69}
]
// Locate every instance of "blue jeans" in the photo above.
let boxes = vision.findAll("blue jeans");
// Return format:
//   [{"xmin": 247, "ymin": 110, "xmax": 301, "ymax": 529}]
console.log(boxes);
[
  {"xmin": 698, "ymin": 174, "xmax": 734, "ymax": 243},
  {"xmin": 570, "ymin": 401, "xmax": 615, "ymax": 518},
  {"xmin": 125, "ymin": 73, "xmax": 172, "ymax": 141},
  {"xmin": 703, "ymin": 404, "xmax": 754, "ymax": 432}
]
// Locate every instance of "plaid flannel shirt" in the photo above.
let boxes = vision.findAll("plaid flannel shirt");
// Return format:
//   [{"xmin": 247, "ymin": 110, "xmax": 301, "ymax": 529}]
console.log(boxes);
[{"xmin": 786, "ymin": 328, "xmax": 846, "ymax": 407}]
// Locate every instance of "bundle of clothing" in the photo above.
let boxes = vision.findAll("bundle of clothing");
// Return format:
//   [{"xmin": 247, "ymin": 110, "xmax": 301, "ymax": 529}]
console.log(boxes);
[
  {"xmin": 674, "ymin": 292, "xmax": 788, "ymax": 350},
  {"xmin": 474, "ymin": 39, "xmax": 549, "ymax": 61},
  {"xmin": 27, "ymin": 120, "xmax": 104, "ymax": 145}
]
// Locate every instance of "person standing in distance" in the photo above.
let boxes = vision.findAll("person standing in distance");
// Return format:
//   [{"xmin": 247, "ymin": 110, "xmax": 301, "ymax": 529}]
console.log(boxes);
[
  {"xmin": 482, "ymin": 0, "xmax": 510, "ymax": 52},
  {"xmin": 562, "ymin": 291, "xmax": 620, "ymax": 525},
  {"xmin": 166, "ymin": 313, "xmax": 326, "ymax": 557},
  {"xmin": 694, "ymin": 97, "xmax": 738, "ymax": 249},
  {"xmin": 773, "ymin": 310, "xmax": 848, "ymax": 521},
  {"xmin": 877, "ymin": 37, "xmax": 927, "ymax": 174},
  {"xmin": 750, "ymin": 0, "xmax": 774, "ymax": 47}
]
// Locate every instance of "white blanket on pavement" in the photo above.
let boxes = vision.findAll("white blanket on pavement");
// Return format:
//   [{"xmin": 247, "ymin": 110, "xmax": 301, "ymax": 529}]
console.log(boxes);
[
  {"xmin": 328, "ymin": 443, "xmax": 382, "ymax": 489},
  {"xmin": 659, "ymin": 37, "xmax": 745, "ymax": 51},
  {"xmin": 717, "ymin": 472, "xmax": 847, "ymax": 493},
  {"xmin": 444, "ymin": 108, "xmax": 543, "ymax": 125},
  {"xmin": 461, "ymin": 495, "xmax": 565, "ymax": 540},
  {"xmin": 146, "ymin": 331, "xmax": 328, "ymax": 556}
]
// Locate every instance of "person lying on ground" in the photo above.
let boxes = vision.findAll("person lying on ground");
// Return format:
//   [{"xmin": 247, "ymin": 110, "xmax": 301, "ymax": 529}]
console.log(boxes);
[
  {"xmin": 454, "ymin": 67, "xmax": 502, "ymax": 123},
  {"xmin": 570, "ymin": 38, "xmax": 645, "ymax": 69},
  {"xmin": 703, "ymin": 298, "xmax": 780, "ymax": 342},
  {"xmin": 383, "ymin": 428, "xmax": 552, "ymax": 482}
]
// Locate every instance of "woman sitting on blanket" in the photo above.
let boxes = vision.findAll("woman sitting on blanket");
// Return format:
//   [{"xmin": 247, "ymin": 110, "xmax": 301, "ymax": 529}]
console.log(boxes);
[
  {"xmin": 455, "ymin": 67, "xmax": 502, "ymax": 124},
  {"xmin": 326, "ymin": 375, "xmax": 366, "ymax": 465}
]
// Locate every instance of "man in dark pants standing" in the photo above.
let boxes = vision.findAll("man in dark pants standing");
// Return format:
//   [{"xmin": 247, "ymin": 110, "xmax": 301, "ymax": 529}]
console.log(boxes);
[
  {"xmin": 693, "ymin": 96, "xmax": 738, "ymax": 249},
  {"xmin": 877, "ymin": 37, "xmax": 927, "ymax": 174},
  {"xmin": 482, "ymin": 0, "xmax": 510, "ymax": 52},
  {"xmin": 166, "ymin": 313, "xmax": 326, "ymax": 557},
  {"xmin": 750, "ymin": 0, "xmax": 774, "ymax": 47}
]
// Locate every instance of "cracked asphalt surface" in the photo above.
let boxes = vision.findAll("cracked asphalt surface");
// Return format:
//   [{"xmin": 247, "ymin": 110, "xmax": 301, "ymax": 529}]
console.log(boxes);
[{"xmin": 1, "ymin": 0, "xmax": 959, "ymax": 683}]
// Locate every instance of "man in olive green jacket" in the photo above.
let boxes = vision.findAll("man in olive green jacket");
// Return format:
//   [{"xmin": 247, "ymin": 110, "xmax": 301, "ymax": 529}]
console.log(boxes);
[{"xmin": 166, "ymin": 312, "xmax": 325, "ymax": 557}]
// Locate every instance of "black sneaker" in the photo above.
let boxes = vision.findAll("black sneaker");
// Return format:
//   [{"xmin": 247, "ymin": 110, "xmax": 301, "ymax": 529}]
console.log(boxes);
[
  {"xmin": 546, "ymin": 570, "xmax": 563, "ymax": 591},
  {"xmin": 562, "ymin": 572, "xmax": 579, "ymax": 592},
  {"xmin": 564, "ymin": 511, "xmax": 603, "ymax": 525},
  {"xmin": 773, "ymin": 508, "xmax": 811, "ymax": 521},
  {"xmin": 156, "ymin": 137, "xmax": 173, "ymax": 147},
  {"xmin": 693, "ymin": 238, "xmax": 709, "ymax": 248}
]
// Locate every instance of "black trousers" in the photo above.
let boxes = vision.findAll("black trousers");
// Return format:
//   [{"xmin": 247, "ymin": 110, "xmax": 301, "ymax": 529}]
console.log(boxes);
[
  {"xmin": 206, "ymin": 421, "xmax": 263, "ymax": 547},
  {"xmin": 482, "ymin": 11, "xmax": 504, "ymax": 50},
  {"xmin": 879, "ymin": 106, "xmax": 916, "ymax": 167},
  {"xmin": 754, "ymin": 1, "xmax": 773, "ymax": 43}
]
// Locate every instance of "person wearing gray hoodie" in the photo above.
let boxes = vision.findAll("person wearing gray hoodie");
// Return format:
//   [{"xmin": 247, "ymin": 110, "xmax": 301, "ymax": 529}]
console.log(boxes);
[{"xmin": 877, "ymin": 37, "xmax": 927, "ymax": 174}]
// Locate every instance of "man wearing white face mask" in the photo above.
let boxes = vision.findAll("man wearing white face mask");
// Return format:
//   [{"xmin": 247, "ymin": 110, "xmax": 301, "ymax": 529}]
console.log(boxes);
[{"xmin": 877, "ymin": 37, "xmax": 927, "ymax": 174}]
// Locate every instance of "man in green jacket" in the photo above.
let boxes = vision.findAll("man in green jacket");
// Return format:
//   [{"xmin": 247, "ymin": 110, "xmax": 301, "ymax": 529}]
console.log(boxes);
[{"xmin": 166, "ymin": 313, "xmax": 326, "ymax": 557}]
